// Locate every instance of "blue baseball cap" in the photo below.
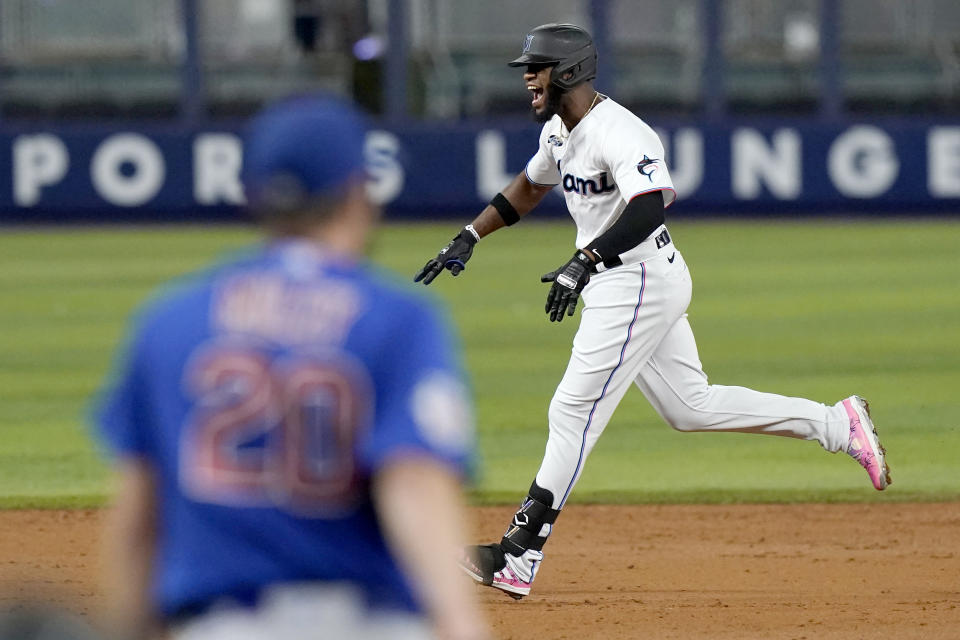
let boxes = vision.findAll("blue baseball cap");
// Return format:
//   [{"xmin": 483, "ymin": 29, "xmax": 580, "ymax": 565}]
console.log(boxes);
[{"xmin": 242, "ymin": 93, "xmax": 368, "ymax": 209}]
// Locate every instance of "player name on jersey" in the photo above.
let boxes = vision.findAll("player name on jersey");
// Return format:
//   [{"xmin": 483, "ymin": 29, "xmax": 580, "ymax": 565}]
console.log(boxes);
[{"xmin": 215, "ymin": 273, "xmax": 361, "ymax": 346}]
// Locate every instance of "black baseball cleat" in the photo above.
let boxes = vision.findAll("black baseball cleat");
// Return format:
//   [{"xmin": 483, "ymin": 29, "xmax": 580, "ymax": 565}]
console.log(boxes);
[{"xmin": 458, "ymin": 543, "xmax": 531, "ymax": 599}]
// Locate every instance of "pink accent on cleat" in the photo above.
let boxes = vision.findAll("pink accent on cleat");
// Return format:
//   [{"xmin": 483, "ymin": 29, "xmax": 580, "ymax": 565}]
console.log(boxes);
[
  {"xmin": 842, "ymin": 396, "xmax": 891, "ymax": 491},
  {"xmin": 490, "ymin": 565, "xmax": 531, "ymax": 599},
  {"xmin": 458, "ymin": 545, "xmax": 531, "ymax": 600}
]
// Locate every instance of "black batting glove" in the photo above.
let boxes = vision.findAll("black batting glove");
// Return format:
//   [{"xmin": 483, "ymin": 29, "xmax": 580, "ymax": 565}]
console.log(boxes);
[
  {"xmin": 414, "ymin": 226, "xmax": 479, "ymax": 285},
  {"xmin": 541, "ymin": 250, "xmax": 595, "ymax": 322}
]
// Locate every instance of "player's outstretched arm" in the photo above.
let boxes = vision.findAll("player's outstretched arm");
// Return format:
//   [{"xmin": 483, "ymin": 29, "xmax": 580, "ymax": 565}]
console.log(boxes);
[
  {"xmin": 414, "ymin": 172, "xmax": 552, "ymax": 284},
  {"xmin": 373, "ymin": 457, "xmax": 490, "ymax": 640},
  {"xmin": 102, "ymin": 459, "xmax": 160, "ymax": 640}
]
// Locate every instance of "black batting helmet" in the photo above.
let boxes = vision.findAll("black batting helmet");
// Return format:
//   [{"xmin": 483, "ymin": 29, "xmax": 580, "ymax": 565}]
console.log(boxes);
[{"xmin": 508, "ymin": 23, "xmax": 598, "ymax": 90}]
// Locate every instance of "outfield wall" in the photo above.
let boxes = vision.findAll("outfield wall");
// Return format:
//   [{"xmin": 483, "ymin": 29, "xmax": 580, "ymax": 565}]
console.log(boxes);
[{"xmin": 1, "ymin": 118, "xmax": 958, "ymax": 222}]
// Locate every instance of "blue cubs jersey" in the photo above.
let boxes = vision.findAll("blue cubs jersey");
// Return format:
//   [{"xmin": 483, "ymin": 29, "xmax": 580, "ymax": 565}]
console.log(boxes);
[{"xmin": 95, "ymin": 239, "xmax": 474, "ymax": 619}]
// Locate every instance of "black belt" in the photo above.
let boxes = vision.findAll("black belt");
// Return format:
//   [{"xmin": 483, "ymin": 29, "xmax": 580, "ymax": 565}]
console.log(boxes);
[{"xmin": 590, "ymin": 228, "xmax": 671, "ymax": 273}]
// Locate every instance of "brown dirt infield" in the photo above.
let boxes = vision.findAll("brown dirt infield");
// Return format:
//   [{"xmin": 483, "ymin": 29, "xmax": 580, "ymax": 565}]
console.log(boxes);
[{"xmin": 1, "ymin": 503, "xmax": 958, "ymax": 639}]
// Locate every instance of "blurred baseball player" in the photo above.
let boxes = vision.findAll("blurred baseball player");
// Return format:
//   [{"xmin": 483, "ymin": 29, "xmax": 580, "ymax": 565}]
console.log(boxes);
[
  {"xmin": 414, "ymin": 23, "xmax": 891, "ymax": 599},
  {"xmin": 95, "ymin": 94, "xmax": 489, "ymax": 640}
]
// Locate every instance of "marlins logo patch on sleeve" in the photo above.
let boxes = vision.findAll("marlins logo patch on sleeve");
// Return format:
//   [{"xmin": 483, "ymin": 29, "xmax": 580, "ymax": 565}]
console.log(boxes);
[{"xmin": 636, "ymin": 155, "xmax": 660, "ymax": 181}]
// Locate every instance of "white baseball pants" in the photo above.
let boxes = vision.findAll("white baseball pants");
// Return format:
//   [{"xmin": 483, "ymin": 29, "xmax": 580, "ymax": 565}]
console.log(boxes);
[
  {"xmin": 533, "ymin": 231, "xmax": 851, "ymax": 509},
  {"xmin": 171, "ymin": 583, "xmax": 433, "ymax": 640}
]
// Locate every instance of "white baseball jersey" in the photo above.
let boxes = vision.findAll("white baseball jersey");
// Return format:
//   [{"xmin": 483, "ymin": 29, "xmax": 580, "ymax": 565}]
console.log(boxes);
[{"xmin": 524, "ymin": 97, "xmax": 676, "ymax": 249}]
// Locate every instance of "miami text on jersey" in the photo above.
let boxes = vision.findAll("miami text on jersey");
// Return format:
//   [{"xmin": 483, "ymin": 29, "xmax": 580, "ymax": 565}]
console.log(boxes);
[{"xmin": 562, "ymin": 171, "xmax": 617, "ymax": 196}]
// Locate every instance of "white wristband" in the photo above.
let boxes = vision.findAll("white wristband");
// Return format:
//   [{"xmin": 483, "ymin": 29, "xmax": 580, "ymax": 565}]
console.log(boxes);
[{"xmin": 464, "ymin": 224, "xmax": 480, "ymax": 242}]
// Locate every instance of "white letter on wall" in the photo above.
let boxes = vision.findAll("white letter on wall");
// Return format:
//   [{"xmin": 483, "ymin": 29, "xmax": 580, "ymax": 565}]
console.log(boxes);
[
  {"xmin": 365, "ymin": 130, "xmax": 404, "ymax": 205},
  {"xmin": 828, "ymin": 125, "xmax": 899, "ymax": 198},
  {"xmin": 732, "ymin": 128, "xmax": 802, "ymax": 200},
  {"xmin": 658, "ymin": 127, "xmax": 704, "ymax": 198},
  {"xmin": 91, "ymin": 134, "xmax": 165, "ymax": 206},
  {"xmin": 476, "ymin": 130, "xmax": 513, "ymax": 201},
  {"xmin": 928, "ymin": 127, "xmax": 960, "ymax": 198},
  {"xmin": 195, "ymin": 134, "xmax": 245, "ymax": 205},
  {"xmin": 13, "ymin": 134, "xmax": 69, "ymax": 206}
]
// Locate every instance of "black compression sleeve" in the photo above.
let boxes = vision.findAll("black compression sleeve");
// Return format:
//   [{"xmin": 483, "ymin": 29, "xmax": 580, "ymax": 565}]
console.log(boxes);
[{"xmin": 585, "ymin": 190, "xmax": 665, "ymax": 262}]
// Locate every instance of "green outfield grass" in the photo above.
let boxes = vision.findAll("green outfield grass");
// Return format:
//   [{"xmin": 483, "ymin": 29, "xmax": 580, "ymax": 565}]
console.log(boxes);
[{"xmin": 1, "ymin": 219, "xmax": 958, "ymax": 508}]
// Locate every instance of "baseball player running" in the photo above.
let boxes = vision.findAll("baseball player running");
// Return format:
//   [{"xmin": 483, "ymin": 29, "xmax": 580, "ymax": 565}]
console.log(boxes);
[
  {"xmin": 95, "ymin": 95, "xmax": 489, "ymax": 640},
  {"xmin": 414, "ymin": 23, "xmax": 891, "ymax": 599}
]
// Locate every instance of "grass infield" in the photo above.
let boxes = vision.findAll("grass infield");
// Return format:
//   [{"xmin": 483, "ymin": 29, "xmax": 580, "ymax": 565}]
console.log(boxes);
[{"xmin": 1, "ymin": 218, "xmax": 957, "ymax": 508}]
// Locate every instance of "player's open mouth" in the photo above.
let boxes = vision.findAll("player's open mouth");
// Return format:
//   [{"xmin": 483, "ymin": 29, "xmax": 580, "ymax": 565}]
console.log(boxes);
[{"xmin": 528, "ymin": 85, "xmax": 545, "ymax": 109}]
